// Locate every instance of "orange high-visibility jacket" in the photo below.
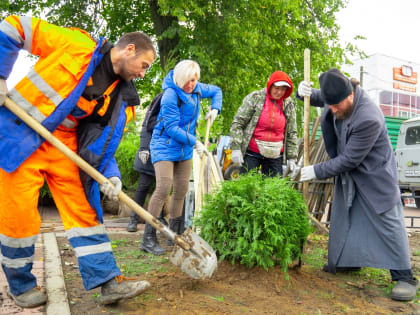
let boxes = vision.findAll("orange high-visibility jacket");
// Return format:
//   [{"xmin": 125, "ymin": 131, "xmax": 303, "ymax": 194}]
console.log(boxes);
[{"xmin": 0, "ymin": 15, "xmax": 140, "ymax": 219}]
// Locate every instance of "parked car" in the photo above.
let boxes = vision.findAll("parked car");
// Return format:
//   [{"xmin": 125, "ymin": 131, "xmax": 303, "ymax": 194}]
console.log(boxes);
[{"xmin": 395, "ymin": 117, "xmax": 420, "ymax": 208}]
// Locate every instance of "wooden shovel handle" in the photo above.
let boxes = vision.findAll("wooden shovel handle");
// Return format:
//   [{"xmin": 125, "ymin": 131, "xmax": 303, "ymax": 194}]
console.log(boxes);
[
  {"xmin": 4, "ymin": 97, "xmax": 191, "ymax": 250},
  {"xmin": 197, "ymin": 116, "xmax": 212, "ymax": 204},
  {"xmin": 303, "ymin": 49, "xmax": 310, "ymax": 200}
]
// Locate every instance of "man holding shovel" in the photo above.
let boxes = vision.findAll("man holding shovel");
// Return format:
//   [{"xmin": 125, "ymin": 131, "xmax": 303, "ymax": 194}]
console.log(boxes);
[
  {"xmin": 298, "ymin": 68, "xmax": 419, "ymax": 301},
  {"xmin": 0, "ymin": 15, "xmax": 155, "ymax": 307}
]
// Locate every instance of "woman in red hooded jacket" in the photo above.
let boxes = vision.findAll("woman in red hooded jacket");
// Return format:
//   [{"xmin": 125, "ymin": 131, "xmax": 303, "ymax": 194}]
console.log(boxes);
[{"xmin": 229, "ymin": 71, "xmax": 298, "ymax": 177}]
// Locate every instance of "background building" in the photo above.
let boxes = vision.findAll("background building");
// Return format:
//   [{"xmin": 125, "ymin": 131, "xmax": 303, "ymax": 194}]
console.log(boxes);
[{"xmin": 342, "ymin": 53, "xmax": 420, "ymax": 119}]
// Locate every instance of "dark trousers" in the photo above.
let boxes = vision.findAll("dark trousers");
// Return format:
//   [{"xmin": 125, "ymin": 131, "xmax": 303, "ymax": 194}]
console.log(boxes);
[
  {"xmin": 241, "ymin": 150, "xmax": 283, "ymax": 177},
  {"xmin": 390, "ymin": 269, "xmax": 417, "ymax": 284},
  {"xmin": 134, "ymin": 173, "xmax": 155, "ymax": 207}
]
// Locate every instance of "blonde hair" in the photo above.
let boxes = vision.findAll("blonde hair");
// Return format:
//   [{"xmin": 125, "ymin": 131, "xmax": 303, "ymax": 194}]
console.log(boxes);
[{"xmin": 173, "ymin": 60, "xmax": 201, "ymax": 88}]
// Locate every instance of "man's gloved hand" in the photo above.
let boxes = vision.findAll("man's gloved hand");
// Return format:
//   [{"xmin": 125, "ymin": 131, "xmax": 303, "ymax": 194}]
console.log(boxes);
[
  {"xmin": 298, "ymin": 81, "xmax": 312, "ymax": 98},
  {"xmin": 287, "ymin": 159, "xmax": 297, "ymax": 173},
  {"xmin": 100, "ymin": 176, "xmax": 122, "ymax": 201},
  {"xmin": 139, "ymin": 150, "xmax": 150, "ymax": 164},
  {"xmin": 0, "ymin": 79, "xmax": 7, "ymax": 106},
  {"xmin": 205, "ymin": 109, "xmax": 218, "ymax": 126},
  {"xmin": 195, "ymin": 140, "xmax": 208, "ymax": 158},
  {"xmin": 231, "ymin": 149, "xmax": 244, "ymax": 165},
  {"xmin": 300, "ymin": 165, "xmax": 316, "ymax": 181}
]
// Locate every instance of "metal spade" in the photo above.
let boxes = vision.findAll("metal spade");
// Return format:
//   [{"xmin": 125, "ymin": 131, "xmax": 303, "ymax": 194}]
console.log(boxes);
[{"xmin": 4, "ymin": 97, "xmax": 218, "ymax": 280}]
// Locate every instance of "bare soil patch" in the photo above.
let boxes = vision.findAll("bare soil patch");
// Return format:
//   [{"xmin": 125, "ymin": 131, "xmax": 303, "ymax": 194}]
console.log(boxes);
[{"xmin": 57, "ymin": 230, "xmax": 420, "ymax": 314}]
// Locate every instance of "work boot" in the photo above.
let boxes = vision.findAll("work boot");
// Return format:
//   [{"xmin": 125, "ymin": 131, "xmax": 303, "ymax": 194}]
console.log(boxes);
[
  {"xmin": 140, "ymin": 223, "xmax": 166, "ymax": 255},
  {"xmin": 127, "ymin": 212, "xmax": 139, "ymax": 232},
  {"xmin": 391, "ymin": 279, "xmax": 419, "ymax": 301},
  {"xmin": 98, "ymin": 275, "xmax": 150, "ymax": 305},
  {"xmin": 167, "ymin": 216, "xmax": 184, "ymax": 246},
  {"xmin": 7, "ymin": 286, "xmax": 47, "ymax": 308}
]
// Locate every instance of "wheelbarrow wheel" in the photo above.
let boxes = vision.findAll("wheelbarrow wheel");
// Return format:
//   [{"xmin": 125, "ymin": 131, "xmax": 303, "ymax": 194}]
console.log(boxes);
[{"xmin": 223, "ymin": 164, "xmax": 242, "ymax": 180}]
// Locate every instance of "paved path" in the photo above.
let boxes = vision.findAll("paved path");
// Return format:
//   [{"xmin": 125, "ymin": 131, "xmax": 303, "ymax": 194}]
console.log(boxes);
[{"xmin": 0, "ymin": 205, "xmax": 132, "ymax": 315}]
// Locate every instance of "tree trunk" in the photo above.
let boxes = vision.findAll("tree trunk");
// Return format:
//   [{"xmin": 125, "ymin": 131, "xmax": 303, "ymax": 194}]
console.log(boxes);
[{"xmin": 149, "ymin": 0, "xmax": 180, "ymax": 69}]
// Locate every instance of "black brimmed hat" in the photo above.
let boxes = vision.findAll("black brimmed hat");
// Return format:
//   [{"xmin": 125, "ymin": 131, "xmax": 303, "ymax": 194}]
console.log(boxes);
[{"xmin": 319, "ymin": 68, "xmax": 353, "ymax": 105}]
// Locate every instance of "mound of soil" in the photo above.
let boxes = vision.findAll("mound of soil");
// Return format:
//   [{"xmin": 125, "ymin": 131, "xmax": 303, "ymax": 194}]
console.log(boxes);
[{"xmin": 57, "ymin": 231, "xmax": 420, "ymax": 314}]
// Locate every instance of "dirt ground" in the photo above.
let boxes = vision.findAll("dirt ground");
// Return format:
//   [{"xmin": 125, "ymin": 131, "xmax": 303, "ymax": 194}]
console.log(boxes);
[{"xmin": 57, "ymin": 230, "xmax": 420, "ymax": 315}]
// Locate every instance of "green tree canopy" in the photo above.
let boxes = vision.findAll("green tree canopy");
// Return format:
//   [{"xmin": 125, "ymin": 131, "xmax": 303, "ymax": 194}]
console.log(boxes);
[{"xmin": 1, "ymin": 0, "xmax": 363, "ymax": 137}]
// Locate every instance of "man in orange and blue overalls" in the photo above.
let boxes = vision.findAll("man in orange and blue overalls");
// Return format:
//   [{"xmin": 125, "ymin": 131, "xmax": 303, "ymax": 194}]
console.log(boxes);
[{"xmin": 0, "ymin": 15, "xmax": 156, "ymax": 308}]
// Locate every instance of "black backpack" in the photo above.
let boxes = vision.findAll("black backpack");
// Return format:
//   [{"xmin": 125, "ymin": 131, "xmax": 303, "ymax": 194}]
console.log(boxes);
[{"xmin": 145, "ymin": 92, "xmax": 181, "ymax": 132}]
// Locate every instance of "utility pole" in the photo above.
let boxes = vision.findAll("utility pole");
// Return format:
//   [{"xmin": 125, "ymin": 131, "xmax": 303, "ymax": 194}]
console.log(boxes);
[{"xmin": 360, "ymin": 66, "xmax": 364, "ymax": 87}]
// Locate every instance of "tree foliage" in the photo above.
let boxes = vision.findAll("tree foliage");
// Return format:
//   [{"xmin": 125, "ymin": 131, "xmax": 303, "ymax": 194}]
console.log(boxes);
[{"xmin": 1, "ymin": 0, "xmax": 363, "ymax": 137}]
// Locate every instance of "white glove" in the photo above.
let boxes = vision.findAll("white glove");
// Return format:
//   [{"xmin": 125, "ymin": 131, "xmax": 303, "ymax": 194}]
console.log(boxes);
[
  {"xmin": 0, "ymin": 79, "xmax": 7, "ymax": 106},
  {"xmin": 100, "ymin": 176, "xmax": 122, "ymax": 201},
  {"xmin": 287, "ymin": 159, "xmax": 297, "ymax": 173},
  {"xmin": 139, "ymin": 150, "xmax": 150, "ymax": 164},
  {"xmin": 298, "ymin": 81, "xmax": 312, "ymax": 98},
  {"xmin": 231, "ymin": 149, "xmax": 244, "ymax": 165},
  {"xmin": 205, "ymin": 109, "xmax": 218, "ymax": 126},
  {"xmin": 195, "ymin": 140, "xmax": 208, "ymax": 158},
  {"xmin": 300, "ymin": 165, "xmax": 316, "ymax": 181}
]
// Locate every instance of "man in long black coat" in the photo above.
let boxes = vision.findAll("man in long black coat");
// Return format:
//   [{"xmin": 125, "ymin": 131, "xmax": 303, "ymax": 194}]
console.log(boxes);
[{"xmin": 298, "ymin": 68, "xmax": 419, "ymax": 301}]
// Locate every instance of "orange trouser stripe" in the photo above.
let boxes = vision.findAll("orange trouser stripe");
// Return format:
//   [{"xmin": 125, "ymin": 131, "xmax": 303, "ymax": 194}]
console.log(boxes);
[{"xmin": 0, "ymin": 129, "xmax": 99, "ymax": 238}]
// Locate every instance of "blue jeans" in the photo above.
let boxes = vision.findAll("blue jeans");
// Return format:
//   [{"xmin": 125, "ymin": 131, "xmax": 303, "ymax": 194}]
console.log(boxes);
[{"xmin": 241, "ymin": 150, "xmax": 283, "ymax": 177}]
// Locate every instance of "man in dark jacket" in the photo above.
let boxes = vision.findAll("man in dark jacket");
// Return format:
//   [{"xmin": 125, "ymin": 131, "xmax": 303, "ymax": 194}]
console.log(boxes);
[{"xmin": 298, "ymin": 68, "xmax": 419, "ymax": 301}]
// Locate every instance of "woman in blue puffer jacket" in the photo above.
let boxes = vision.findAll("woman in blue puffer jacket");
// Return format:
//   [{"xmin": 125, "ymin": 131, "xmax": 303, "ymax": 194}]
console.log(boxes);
[{"xmin": 140, "ymin": 60, "xmax": 222, "ymax": 255}]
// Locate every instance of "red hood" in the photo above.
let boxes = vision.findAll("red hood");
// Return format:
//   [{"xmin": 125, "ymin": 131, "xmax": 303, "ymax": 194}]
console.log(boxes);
[{"xmin": 266, "ymin": 71, "xmax": 293, "ymax": 99}]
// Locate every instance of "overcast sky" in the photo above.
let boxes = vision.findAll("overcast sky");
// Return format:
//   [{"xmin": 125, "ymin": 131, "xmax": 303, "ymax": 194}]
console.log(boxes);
[
  {"xmin": 336, "ymin": 0, "xmax": 420, "ymax": 64},
  {"xmin": 6, "ymin": 0, "xmax": 420, "ymax": 88}
]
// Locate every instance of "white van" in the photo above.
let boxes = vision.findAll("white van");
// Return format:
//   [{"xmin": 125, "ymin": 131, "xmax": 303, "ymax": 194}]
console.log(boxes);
[{"xmin": 395, "ymin": 117, "xmax": 420, "ymax": 208}]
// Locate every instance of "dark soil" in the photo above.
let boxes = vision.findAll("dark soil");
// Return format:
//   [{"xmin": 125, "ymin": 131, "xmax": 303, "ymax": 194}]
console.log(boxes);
[{"xmin": 56, "ymin": 228, "xmax": 420, "ymax": 314}]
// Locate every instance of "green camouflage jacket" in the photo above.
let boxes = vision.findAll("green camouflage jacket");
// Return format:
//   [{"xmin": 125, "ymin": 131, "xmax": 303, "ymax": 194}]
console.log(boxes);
[{"xmin": 229, "ymin": 88, "xmax": 298, "ymax": 161}]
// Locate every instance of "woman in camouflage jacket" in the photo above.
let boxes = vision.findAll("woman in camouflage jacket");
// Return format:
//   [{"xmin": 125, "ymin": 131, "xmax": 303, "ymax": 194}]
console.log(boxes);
[{"xmin": 229, "ymin": 71, "xmax": 298, "ymax": 177}]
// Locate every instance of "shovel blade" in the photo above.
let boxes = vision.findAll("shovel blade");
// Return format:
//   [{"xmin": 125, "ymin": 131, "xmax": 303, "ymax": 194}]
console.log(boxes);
[{"xmin": 169, "ymin": 228, "xmax": 217, "ymax": 279}]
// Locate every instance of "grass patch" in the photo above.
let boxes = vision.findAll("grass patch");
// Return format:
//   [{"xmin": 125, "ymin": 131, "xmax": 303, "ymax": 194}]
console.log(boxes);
[
  {"xmin": 318, "ymin": 291, "xmax": 335, "ymax": 300},
  {"xmin": 205, "ymin": 294, "xmax": 225, "ymax": 302},
  {"xmin": 111, "ymin": 239, "xmax": 130, "ymax": 248},
  {"xmin": 335, "ymin": 267, "xmax": 393, "ymax": 297},
  {"xmin": 413, "ymin": 250, "xmax": 420, "ymax": 256},
  {"xmin": 63, "ymin": 272, "xmax": 76, "ymax": 282},
  {"xmin": 301, "ymin": 233, "xmax": 403, "ymax": 299},
  {"xmin": 109, "ymin": 235, "xmax": 175, "ymax": 276},
  {"xmin": 303, "ymin": 246, "xmax": 328, "ymax": 270},
  {"xmin": 133, "ymin": 292, "xmax": 154, "ymax": 304},
  {"xmin": 114, "ymin": 248, "xmax": 173, "ymax": 275},
  {"xmin": 358, "ymin": 268, "xmax": 391, "ymax": 286},
  {"xmin": 302, "ymin": 233, "xmax": 328, "ymax": 270}
]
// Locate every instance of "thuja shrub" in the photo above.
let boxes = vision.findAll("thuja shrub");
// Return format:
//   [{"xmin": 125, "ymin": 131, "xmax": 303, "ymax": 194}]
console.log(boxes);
[{"xmin": 195, "ymin": 171, "xmax": 312, "ymax": 273}]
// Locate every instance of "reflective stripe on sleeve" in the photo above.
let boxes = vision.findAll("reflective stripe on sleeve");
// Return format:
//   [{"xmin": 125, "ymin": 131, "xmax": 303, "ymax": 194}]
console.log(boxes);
[
  {"xmin": 9, "ymin": 90, "xmax": 48, "ymax": 123},
  {"xmin": 19, "ymin": 16, "xmax": 33, "ymax": 52},
  {"xmin": 9, "ymin": 89, "xmax": 76, "ymax": 129},
  {"xmin": 27, "ymin": 69, "xmax": 63, "ymax": 106},
  {"xmin": 0, "ymin": 19, "xmax": 24, "ymax": 45}
]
